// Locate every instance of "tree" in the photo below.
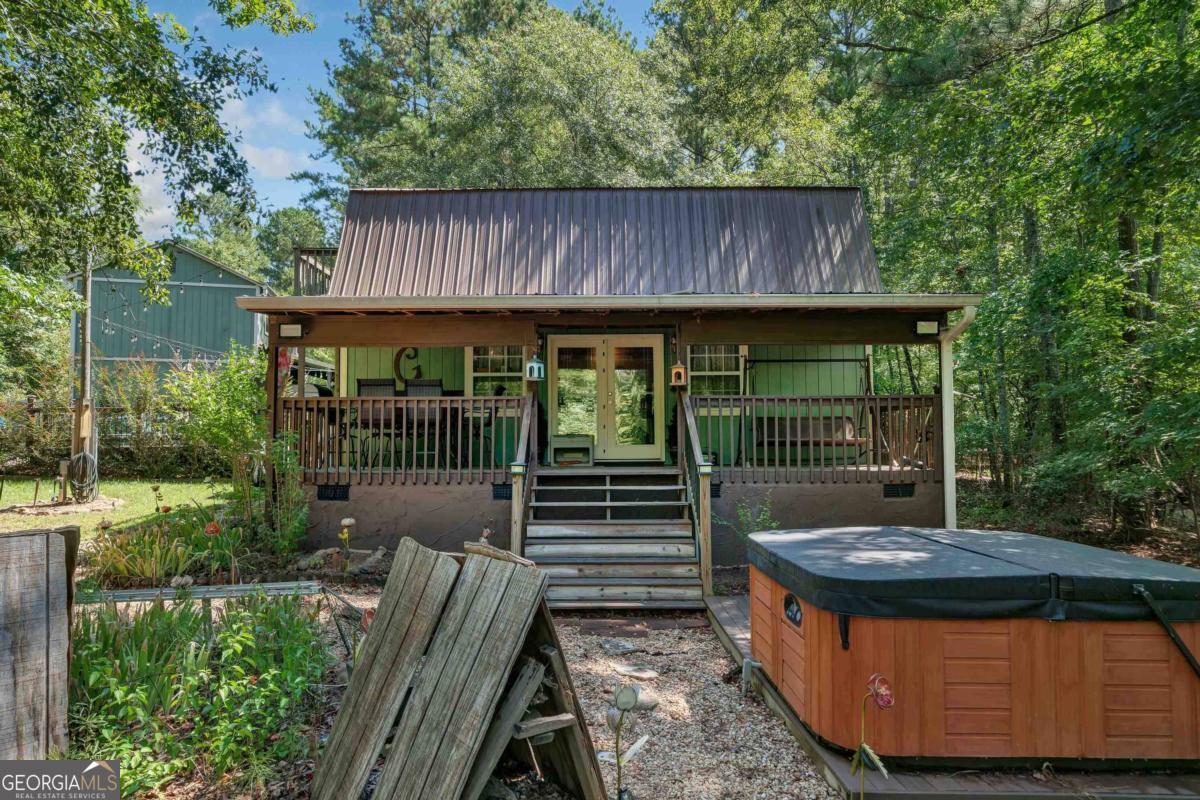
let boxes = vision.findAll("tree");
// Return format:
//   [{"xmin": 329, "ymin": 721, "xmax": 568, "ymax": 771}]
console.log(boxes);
[
  {"xmin": 305, "ymin": 0, "xmax": 534, "ymax": 196},
  {"xmin": 434, "ymin": 8, "xmax": 679, "ymax": 186},
  {"xmin": 175, "ymin": 193, "xmax": 271, "ymax": 280},
  {"xmin": 0, "ymin": 0, "xmax": 312, "ymax": 394},
  {"xmin": 257, "ymin": 207, "xmax": 329, "ymax": 292}
]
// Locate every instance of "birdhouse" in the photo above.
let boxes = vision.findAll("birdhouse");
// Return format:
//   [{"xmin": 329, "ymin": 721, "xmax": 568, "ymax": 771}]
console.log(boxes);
[
  {"xmin": 525, "ymin": 354, "xmax": 546, "ymax": 381},
  {"xmin": 670, "ymin": 360, "xmax": 688, "ymax": 387}
]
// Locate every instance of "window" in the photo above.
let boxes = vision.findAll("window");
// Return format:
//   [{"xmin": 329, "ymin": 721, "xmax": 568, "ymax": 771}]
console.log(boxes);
[
  {"xmin": 688, "ymin": 344, "xmax": 745, "ymax": 395},
  {"xmin": 466, "ymin": 345, "xmax": 524, "ymax": 397}
]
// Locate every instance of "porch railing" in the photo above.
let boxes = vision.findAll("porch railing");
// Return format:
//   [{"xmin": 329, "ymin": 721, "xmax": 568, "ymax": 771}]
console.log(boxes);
[
  {"xmin": 678, "ymin": 392, "xmax": 713, "ymax": 594},
  {"xmin": 280, "ymin": 395, "xmax": 530, "ymax": 485},
  {"xmin": 687, "ymin": 394, "xmax": 941, "ymax": 484}
]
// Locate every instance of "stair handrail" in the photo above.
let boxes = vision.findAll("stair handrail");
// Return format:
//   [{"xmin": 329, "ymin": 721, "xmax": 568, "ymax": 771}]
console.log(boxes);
[
  {"xmin": 510, "ymin": 395, "xmax": 538, "ymax": 557},
  {"xmin": 679, "ymin": 392, "xmax": 713, "ymax": 595}
]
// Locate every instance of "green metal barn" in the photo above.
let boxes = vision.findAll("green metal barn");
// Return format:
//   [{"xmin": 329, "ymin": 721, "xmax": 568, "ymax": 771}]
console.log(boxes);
[{"xmin": 87, "ymin": 242, "xmax": 270, "ymax": 365}]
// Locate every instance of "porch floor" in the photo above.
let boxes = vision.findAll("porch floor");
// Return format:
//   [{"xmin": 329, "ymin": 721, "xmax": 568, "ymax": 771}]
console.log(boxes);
[{"xmin": 703, "ymin": 596, "xmax": 1200, "ymax": 799}]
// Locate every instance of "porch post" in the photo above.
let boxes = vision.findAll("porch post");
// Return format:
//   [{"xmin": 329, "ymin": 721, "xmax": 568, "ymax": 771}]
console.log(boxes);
[
  {"xmin": 938, "ymin": 306, "xmax": 977, "ymax": 529},
  {"xmin": 264, "ymin": 321, "xmax": 282, "ymax": 522},
  {"xmin": 938, "ymin": 337, "xmax": 957, "ymax": 529}
]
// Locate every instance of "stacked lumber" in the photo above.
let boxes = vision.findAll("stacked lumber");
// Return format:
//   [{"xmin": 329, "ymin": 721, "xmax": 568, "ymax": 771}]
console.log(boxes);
[{"xmin": 312, "ymin": 538, "xmax": 605, "ymax": 800}]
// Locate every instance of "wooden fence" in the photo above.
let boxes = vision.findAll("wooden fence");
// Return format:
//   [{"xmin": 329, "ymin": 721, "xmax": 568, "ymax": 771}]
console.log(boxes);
[
  {"xmin": 687, "ymin": 394, "xmax": 941, "ymax": 484},
  {"xmin": 280, "ymin": 396, "xmax": 530, "ymax": 485}
]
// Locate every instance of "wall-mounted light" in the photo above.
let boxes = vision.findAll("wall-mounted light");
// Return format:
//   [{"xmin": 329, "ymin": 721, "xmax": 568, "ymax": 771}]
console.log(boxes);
[
  {"xmin": 914, "ymin": 320, "xmax": 940, "ymax": 336},
  {"xmin": 279, "ymin": 323, "xmax": 304, "ymax": 339},
  {"xmin": 525, "ymin": 353, "xmax": 546, "ymax": 381},
  {"xmin": 670, "ymin": 360, "xmax": 688, "ymax": 387}
]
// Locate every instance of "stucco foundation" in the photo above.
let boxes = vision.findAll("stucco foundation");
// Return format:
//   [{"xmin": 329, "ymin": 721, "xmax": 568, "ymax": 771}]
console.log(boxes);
[
  {"xmin": 710, "ymin": 481, "xmax": 943, "ymax": 566},
  {"xmin": 305, "ymin": 484, "xmax": 511, "ymax": 552}
]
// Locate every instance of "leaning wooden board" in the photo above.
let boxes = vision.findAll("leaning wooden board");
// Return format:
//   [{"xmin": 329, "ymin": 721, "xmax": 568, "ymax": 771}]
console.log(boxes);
[
  {"xmin": 313, "ymin": 538, "xmax": 606, "ymax": 800},
  {"xmin": 0, "ymin": 527, "xmax": 71, "ymax": 759}
]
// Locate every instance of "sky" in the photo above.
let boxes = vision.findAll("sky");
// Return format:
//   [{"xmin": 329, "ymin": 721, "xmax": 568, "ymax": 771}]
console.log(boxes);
[{"xmin": 137, "ymin": 0, "xmax": 654, "ymax": 238}]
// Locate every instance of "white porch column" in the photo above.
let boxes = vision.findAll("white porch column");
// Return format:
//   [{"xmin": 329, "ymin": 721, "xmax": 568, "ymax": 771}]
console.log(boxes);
[
  {"xmin": 938, "ymin": 306, "xmax": 977, "ymax": 530},
  {"xmin": 939, "ymin": 337, "xmax": 958, "ymax": 529}
]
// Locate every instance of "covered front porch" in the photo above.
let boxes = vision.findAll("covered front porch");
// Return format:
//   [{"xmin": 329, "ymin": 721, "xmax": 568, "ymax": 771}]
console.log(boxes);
[{"xmin": 249, "ymin": 298, "xmax": 975, "ymax": 606}]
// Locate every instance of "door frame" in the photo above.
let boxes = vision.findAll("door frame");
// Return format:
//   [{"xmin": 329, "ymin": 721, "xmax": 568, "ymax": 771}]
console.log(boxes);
[{"xmin": 547, "ymin": 333, "xmax": 666, "ymax": 461}]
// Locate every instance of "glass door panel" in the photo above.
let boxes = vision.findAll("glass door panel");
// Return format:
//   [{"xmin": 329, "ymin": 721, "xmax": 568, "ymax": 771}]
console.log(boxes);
[
  {"xmin": 553, "ymin": 346, "xmax": 598, "ymax": 438},
  {"xmin": 612, "ymin": 346, "xmax": 655, "ymax": 447}
]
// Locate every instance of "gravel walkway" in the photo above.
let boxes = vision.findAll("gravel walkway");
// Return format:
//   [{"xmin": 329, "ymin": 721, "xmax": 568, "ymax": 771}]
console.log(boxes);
[{"xmin": 554, "ymin": 617, "xmax": 837, "ymax": 800}]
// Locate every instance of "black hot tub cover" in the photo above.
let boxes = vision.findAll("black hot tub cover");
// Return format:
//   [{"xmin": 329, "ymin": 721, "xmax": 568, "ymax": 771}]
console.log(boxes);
[{"xmin": 748, "ymin": 526, "xmax": 1200, "ymax": 621}]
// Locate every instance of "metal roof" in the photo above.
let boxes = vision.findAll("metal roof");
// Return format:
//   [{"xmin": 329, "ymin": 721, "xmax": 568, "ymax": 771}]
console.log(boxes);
[{"xmin": 328, "ymin": 187, "xmax": 883, "ymax": 298}]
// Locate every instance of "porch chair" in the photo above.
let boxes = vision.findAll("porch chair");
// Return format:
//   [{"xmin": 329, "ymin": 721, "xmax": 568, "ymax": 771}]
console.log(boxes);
[
  {"xmin": 354, "ymin": 379, "xmax": 398, "ymax": 467},
  {"xmin": 402, "ymin": 378, "xmax": 444, "ymax": 470}
]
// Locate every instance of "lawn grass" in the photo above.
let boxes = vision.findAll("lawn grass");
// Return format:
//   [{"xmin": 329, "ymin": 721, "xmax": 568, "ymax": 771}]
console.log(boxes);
[{"xmin": 0, "ymin": 477, "xmax": 230, "ymax": 538}]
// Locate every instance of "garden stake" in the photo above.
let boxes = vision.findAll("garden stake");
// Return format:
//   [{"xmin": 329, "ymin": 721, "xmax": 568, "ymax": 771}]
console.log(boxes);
[
  {"xmin": 850, "ymin": 673, "xmax": 895, "ymax": 800},
  {"xmin": 33, "ymin": 478, "xmax": 40, "ymax": 505}
]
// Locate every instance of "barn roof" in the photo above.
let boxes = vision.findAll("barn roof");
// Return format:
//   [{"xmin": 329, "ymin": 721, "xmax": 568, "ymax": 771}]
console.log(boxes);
[{"xmin": 326, "ymin": 187, "xmax": 883, "ymax": 298}]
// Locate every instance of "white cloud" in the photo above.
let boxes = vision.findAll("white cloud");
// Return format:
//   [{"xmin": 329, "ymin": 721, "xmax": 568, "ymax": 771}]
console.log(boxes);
[
  {"xmin": 242, "ymin": 143, "xmax": 314, "ymax": 179},
  {"xmin": 126, "ymin": 131, "xmax": 174, "ymax": 240},
  {"xmin": 223, "ymin": 96, "xmax": 306, "ymax": 136}
]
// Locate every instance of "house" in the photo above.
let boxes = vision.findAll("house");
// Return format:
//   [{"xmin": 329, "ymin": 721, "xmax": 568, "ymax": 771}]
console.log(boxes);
[
  {"xmin": 238, "ymin": 187, "xmax": 981, "ymax": 608},
  {"xmin": 85, "ymin": 241, "xmax": 271, "ymax": 368}
]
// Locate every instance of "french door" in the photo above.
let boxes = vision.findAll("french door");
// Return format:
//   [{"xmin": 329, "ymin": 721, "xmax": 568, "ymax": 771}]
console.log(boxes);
[{"xmin": 547, "ymin": 334, "xmax": 665, "ymax": 461}]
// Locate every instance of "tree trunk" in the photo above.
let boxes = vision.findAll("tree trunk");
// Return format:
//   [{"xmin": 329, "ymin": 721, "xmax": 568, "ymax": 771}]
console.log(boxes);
[
  {"xmin": 987, "ymin": 207, "xmax": 1015, "ymax": 496},
  {"xmin": 1146, "ymin": 211, "xmax": 1163, "ymax": 322},
  {"xmin": 901, "ymin": 346, "xmax": 921, "ymax": 394},
  {"xmin": 1118, "ymin": 212, "xmax": 1141, "ymax": 342},
  {"xmin": 1023, "ymin": 206, "xmax": 1066, "ymax": 445}
]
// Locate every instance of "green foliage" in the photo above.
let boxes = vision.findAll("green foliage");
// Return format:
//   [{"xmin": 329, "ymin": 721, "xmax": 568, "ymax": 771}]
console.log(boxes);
[
  {"xmin": 265, "ymin": 434, "xmax": 309, "ymax": 555},
  {"xmin": 0, "ymin": 0, "xmax": 311, "ymax": 293},
  {"xmin": 165, "ymin": 344, "xmax": 267, "ymax": 517},
  {"xmin": 717, "ymin": 493, "xmax": 780, "ymax": 540},
  {"xmin": 69, "ymin": 594, "xmax": 327, "ymax": 795}
]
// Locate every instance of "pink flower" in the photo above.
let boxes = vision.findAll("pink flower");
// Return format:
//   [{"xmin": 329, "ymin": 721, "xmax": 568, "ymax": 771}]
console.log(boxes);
[
  {"xmin": 204, "ymin": 521, "xmax": 221, "ymax": 537},
  {"xmin": 360, "ymin": 609, "xmax": 376, "ymax": 633},
  {"xmin": 868, "ymin": 673, "xmax": 895, "ymax": 710}
]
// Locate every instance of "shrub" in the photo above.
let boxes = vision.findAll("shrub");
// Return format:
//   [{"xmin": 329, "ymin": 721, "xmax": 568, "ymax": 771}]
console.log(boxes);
[
  {"xmin": 165, "ymin": 345, "xmax": 267, "ymax": 521},
  {"xmin": 69, "ymin": 594, "xmax": 327, "ymax": 795}
]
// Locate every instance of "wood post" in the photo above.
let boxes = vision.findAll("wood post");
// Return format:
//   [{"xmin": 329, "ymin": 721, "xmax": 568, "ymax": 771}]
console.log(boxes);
[
  {"xmin": 697, "ymin": 466, "xmax": 713, "ymax": 595},
  {"xmin": 511, "ymin": 469, "xmax": 525, "ymax": 557},
  {"xmin": 938, "ymin": 306, "xmax": 976, "ymax": 529}
]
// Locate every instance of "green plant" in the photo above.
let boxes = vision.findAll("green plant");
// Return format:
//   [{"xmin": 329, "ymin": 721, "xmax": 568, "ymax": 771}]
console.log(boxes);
[
  {"xmin": 849, "ymin": 673, "xmax": 895, "ymax": 799},
  {"xmin": 165, "ymin": 345, "xmax": 267, "ymax": 522},
  {"xmin": 86, "ymin": 526, "xmax": 200, "ymax": 585},
  {"xmin": 69, "ymin": 593, "xmax": 327, "ymax": 795},
  {"xmin": 263, "ymin": 434, "xmax": 308, "ymax": 556},
  {"xmin": 716, "ymin": 492, "xmax": 779, "ymax": 540}
]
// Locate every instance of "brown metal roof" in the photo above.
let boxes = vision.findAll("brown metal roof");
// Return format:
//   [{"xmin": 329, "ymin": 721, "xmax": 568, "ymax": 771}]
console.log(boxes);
[{"xmin": 328, "ymin": 187, "xmax": 883, "ymax": 297}]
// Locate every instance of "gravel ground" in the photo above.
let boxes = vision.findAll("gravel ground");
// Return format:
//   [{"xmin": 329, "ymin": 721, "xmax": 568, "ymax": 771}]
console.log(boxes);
[{"xmin": 555, "ymin": 617, "xmax": 837, "ymax": 800}]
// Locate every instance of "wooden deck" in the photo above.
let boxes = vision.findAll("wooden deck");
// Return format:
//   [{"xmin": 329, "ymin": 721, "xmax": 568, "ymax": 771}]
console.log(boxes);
[{"xmin": 703, "ymin": 595, "xmax": 1200, "ymax": 800}]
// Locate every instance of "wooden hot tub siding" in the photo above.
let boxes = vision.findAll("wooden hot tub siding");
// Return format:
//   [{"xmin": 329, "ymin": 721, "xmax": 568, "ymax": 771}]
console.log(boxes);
[{"xmin": 750, "ymin": 565, "xmax": 1200, "ymax": 762}]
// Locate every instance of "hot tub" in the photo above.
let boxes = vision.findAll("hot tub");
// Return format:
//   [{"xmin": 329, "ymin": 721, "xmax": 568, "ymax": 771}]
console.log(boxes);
[{"xmin": 747, "ymin": 526, "xmax": 1200, "ymax": 764}]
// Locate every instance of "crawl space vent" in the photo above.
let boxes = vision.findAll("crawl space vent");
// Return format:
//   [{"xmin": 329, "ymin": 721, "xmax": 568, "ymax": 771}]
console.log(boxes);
[
  {"xmin": 317, "ymin": 484, "xmax": 351, "ymax": 501},
  {"xmin": 883, "ymin": 483, "xmax": 916, "ymax": 499}
]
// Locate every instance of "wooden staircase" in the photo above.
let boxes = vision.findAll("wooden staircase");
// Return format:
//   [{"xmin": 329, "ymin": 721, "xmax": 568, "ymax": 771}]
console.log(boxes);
[{"xmin": 523, "ymin": 466, "xmax": 705, "ymax": 609}]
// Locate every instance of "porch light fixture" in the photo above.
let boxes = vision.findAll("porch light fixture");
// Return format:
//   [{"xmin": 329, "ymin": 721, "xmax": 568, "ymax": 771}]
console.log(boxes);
[
  {"xmin": 278, "ymin": 323, "xmax": 304, "ymax": 338},
  {"xmin": 525, "ymin": 353, "xmax": 546, "ymax": 381},
  {"xmin": 914, "ymin": 320, "xmax": 940, "ymax": 336},
  {"xmin": 670, "ymin": 360, "xmax": 688, "ymax": 387}
]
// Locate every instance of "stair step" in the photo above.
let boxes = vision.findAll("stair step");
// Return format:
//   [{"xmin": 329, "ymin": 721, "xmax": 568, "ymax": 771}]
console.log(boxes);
[
  {"xmin": 529, "ymin": 500, "xmax": 689, "ymax": 508},
  {"xmin": 527, "ymin": 522, "xmax": 692, "ymax": 539},
  {"xmin": 527, "ymin": 518, "xmax": 692, "ymax": 526},
  {"xmin": 533, "ymin": 484, "xmax": 686, "ymax": 492},
  {"xmin": 546, "ymin": 582, "xmax": 704, "ymax": 603},
  {"xmin": 536, "ymin": 466, "xmax": 681, "ymax": 476},
  {"xmin": 538, "ymin": 561, "xmax": 700, "ymax": 580},
  {"xmin": 526, "ymin": 540, "xmax": 697, "ymax": 559},
  {"xmin": 548, "ymin": 598, "xmax": 707, "ymax": 610}
]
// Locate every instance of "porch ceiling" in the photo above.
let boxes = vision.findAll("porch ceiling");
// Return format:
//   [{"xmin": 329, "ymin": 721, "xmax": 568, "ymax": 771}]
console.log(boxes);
[{"xmin": 237, "ymin": 292, "xmax": 982, "ymax": 316}]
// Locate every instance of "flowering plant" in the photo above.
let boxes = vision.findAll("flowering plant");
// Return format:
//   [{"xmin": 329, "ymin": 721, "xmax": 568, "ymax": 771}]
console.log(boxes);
[{"xmin": 849, "ymin": 673, "xmax": 895, "ymax": 798}]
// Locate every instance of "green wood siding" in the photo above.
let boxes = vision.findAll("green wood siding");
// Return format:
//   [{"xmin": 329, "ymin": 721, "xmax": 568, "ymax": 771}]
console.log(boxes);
[
  {"xmin": 88, "ymin": 246, "xmax": 263, "ymax": 364},
  {"xmin": 746, "ymin": 344, "xmax": 867, "ymax": 396},
  {"xmin": 344, "ymin": 347, "xmax": 465, "ymax": 393}
]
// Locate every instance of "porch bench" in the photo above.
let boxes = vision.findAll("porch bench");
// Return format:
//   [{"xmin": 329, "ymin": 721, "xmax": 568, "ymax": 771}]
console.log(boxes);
[{"xmin": 753, "ymin": 415, "xmax": 866, "ymax": 450}]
